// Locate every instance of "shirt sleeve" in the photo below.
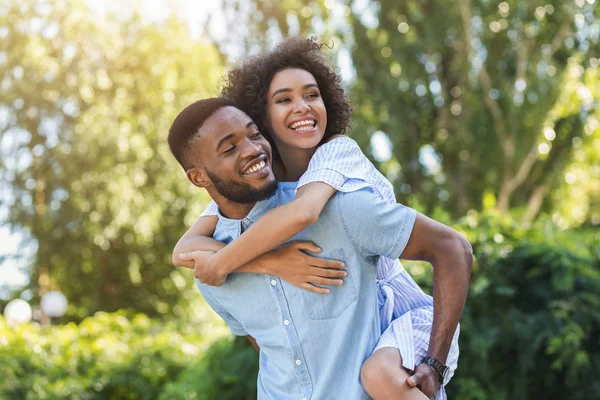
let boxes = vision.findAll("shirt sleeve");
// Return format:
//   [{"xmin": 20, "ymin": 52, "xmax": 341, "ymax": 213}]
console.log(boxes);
[
  {"xmin": 297, "ymin": 137, "xmax": 379, "ymax": 195},
  {"xmin": 197, "ymin": 283, "xmax": 248, "ymax": 336},
  {"xmin": 336, "ymin": 188, "xmax": 417, "ymax": 261},
  {"xmin": 200, "ymin": 200, "xmax": 219, "ymax": 217}
]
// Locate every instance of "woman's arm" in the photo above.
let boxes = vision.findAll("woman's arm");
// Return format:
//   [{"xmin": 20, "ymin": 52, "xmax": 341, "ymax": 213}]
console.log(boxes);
[
  {"xmin": 172, "ymin": 215, "xmax": 221, "ymax": 269},
  {"xmin": 183, "ymin": 241, "xmax": 346, "ymax": 294},
  {"xmin": 173, "ymin": 186, "xmax": 346, "ymax": 292},
  {"xmin": 203, "ymin": 182, "xmax": 337, "ymax": 279}
]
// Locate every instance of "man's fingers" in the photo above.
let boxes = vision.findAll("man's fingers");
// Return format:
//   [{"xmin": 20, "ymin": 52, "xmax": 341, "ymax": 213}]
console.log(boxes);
[
  {"xmin": 307, "ymin": 276, "xmax": 344, "ymax": 286},
  {"xmin": 301, "ymin": 283, "xmax": 330, "ymax": 294},
  {"xmin": 294, "ymin": 241, "xmax": 321, "ymax": 253},
  {"xmin": 310, "ymin": 267, "xmax": 347, "ymax": 278},
  {"xmin": 407, "ymin": 373, "xmax": 420, "ymax": 388}
]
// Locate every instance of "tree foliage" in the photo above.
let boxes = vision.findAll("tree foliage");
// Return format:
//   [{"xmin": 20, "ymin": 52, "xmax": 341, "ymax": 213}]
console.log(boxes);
[
  {"xmin": 214, "ymin": 0, "xmax": 600, "ymax": 224},
  {"xmin": 0, "ymin": 0, "xmax": 222, "ymax": 318}
]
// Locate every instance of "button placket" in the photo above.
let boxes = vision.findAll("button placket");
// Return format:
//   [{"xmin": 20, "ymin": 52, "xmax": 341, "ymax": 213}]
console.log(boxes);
[{"xmin": 268, "ymin": 274, "xmax": 312, "ymax": 398}]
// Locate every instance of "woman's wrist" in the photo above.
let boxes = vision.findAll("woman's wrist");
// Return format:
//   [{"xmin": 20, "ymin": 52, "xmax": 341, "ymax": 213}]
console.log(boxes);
[{"xmin": 252, "ymin": 253, "xmax": 274, "ymax": 275}]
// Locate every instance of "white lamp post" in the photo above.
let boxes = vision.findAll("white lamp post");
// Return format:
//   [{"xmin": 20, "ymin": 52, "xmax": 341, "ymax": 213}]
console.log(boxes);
[
  {"xmin": 40, "ymin": 291, "xmax": 68, "ymax": 322},
  {"xmin": 3, "ymin": 299, "xmax": 33, "ymax": 324}
]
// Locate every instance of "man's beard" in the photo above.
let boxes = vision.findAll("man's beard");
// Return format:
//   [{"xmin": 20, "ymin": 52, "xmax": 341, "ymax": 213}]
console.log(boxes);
[{"xmin": 206, "ymin": 170, "xmax": 278, "ymax": 204}]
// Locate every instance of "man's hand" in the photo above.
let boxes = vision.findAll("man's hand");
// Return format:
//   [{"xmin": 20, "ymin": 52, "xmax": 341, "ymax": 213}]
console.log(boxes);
[
  {"xmin": 406, "ymin": 363, "xmax": 440, "ymax": 400},
  {"xmin": 179, "ymin": 250, "xmax": 228, "ymax": 287},
  {"xmin": 260, "ymin": 241, "xmax": 347, "ymax": 294}
]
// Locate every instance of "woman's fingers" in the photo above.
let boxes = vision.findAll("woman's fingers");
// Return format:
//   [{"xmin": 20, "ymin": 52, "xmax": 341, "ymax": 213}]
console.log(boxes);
[
  {"xmin": 306, "ymin": 255, "xmax": 345, "ymax": 269},
  {"xmin": 309, "ymin": 266, "xmax": 347, "ymax": 278},
  {"xmin": 301, "ymin": 283, "xmax": 330, "ymax": 294},
  {"xmin": 307, "ymin": 276, "xmax": 344, "ymax": 286},
  {"xmin": 293, "ymin": 241, "xmax": 321, "ymax": 253}
]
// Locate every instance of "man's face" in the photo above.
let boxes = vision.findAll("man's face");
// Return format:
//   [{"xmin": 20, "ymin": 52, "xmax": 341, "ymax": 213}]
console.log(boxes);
[{"xmin": 190, "ymin": 106, "xmax": 277, "ymax": 204}]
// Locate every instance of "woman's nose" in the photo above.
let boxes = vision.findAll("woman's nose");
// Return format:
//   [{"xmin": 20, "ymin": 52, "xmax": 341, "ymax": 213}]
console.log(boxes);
[{"xmin": 293, "ymin": 100, "xmax": 310, "ymax": 113}]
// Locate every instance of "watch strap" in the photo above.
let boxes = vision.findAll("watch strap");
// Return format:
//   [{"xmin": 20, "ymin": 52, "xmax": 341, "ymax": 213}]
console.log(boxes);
[{"xmin": 420, "ymin": 356, "xmax": 449, "ymax": 384}]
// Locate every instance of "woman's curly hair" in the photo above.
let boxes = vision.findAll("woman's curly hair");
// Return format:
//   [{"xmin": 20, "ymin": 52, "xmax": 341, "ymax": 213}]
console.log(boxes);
[{"xmin": 220, "ymin": 37, "xmax": 352, "ymax": 154}]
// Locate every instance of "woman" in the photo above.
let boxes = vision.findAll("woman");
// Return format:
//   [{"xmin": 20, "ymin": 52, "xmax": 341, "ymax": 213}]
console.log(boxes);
[{"xmin": 174, "ymin": 37, "xmax": 459, "ymax": 400}]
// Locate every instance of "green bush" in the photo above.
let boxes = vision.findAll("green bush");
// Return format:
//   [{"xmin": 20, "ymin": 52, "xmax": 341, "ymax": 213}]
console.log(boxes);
[
  {"xmin": 446, "ymin": 212, "xmax": 600, "ymax": 400},
  {"xmin": 0, "ymin": 312, "xmax": 211, "ymax": 400},
  {"xmin": 159, "ymin": 336, "xmax": 258, "ymax": 400}
]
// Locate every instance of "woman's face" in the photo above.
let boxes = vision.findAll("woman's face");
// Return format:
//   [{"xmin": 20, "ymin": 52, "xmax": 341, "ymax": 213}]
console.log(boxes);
[{"xmin": 265, "ymin": 68, "xmax": 327, "ymax": 151}]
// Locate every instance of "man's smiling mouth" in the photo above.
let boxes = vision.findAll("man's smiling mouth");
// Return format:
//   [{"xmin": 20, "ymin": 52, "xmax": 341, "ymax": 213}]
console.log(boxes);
[{"xmin": 243, "ymin": 160, "xmax": 267, "ymax": 175}]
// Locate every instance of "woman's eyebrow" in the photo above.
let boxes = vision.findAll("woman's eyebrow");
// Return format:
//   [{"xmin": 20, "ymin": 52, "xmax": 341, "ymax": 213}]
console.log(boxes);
[{"xmin": 271, "ymin": 83, "xmax": 318, "ymax": 98}]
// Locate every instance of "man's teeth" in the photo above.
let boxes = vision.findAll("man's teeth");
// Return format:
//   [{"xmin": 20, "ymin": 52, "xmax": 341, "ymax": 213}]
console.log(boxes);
[
  {"xmin": 243, "ymin": 160, "xmax": 266, "ymax": 174},
  {"xmin": 289, "ymin": 120, "xmax": 315, "ymax": 130}
]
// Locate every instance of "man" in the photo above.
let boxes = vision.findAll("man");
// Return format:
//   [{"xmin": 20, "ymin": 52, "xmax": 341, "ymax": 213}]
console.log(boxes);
[{"xmin": 168, "ymin": 98, "xmax": 472, "ymax": 400}]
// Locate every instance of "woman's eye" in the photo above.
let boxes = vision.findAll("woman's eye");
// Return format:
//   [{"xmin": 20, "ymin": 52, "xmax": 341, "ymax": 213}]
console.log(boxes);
[
  {"xmin": 307, "ymin": 92, "xmax": 318, "ymax": 98},
  {"xmin": 276, "ymin": 98, "xmax": 290, "ymax": 103}
]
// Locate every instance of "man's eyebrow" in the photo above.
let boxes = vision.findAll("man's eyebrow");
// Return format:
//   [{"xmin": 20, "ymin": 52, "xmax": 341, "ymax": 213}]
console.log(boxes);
[
  {"xmin": 271, "ymin": 83, "xmax": 318, "ymax": 98},
  {"xmin": 246, "ymin": 121, "xmax": 256, "ymax": 129},
  {"xmin": 216, "ymin": 133, "xmax": 236, "ymax": 150}
]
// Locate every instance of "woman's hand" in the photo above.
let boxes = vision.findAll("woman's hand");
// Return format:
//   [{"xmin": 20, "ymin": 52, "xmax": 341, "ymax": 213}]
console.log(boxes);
[
  {"xmin": 259, "ymin": 241, "xmax": 347, "ymax": 294},
  {"xmin": 179, "ymin": 250, "xmax": 229, "ymax": 287}
]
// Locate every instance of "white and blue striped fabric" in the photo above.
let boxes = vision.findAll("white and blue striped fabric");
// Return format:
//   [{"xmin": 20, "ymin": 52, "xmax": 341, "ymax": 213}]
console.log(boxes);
[{"xmin": 201, "ymin": 136, "xmax": 459, "ymax": 399}]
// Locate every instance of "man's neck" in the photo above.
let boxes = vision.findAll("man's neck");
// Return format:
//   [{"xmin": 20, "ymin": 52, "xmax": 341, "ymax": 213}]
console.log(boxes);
[{"xmin": 208, "ymin": 191, "xmax": 256, "ymax": 220}]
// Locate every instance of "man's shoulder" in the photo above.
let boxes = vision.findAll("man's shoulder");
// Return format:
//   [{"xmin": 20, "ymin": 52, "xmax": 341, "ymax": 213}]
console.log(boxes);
[
  {"xmin": 333, "ymin": 186, "xmax": 383, "ymax": 211},
  {"xmin": 313, "ymin": 187, "xmax": 384, "ymax": 228}
]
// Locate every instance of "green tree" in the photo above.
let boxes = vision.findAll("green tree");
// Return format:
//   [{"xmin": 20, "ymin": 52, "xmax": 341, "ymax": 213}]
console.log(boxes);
[
  {"xmin": 0, "ymin": 0, "xmax": 223, "ymax": 318},
  {"xmin": 213, "ymin": 0, "xmax": 600, "ymax": 224}
]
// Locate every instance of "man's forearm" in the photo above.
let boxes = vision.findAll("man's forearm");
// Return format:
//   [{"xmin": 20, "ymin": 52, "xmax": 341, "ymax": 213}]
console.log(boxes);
[{"xmin": 426, "ymin": 234, "xmax": 472, "ymax": 362}]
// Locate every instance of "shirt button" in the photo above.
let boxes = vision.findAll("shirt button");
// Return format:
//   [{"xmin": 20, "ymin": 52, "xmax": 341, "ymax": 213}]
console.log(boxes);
[
  {"xmin": 243, "ymin": 218, "xmax": 250, "ymax": 225},
  {"xmin": 283, "ymin": 319, "xmax": 290, "ymax": 326},
  {"xmin": 270, "ymin": 279, "xmax": 277, "ymax": 286},
  {"xmin": 295, "ymin": 359, "xmax": 301, "ymax": 365}
]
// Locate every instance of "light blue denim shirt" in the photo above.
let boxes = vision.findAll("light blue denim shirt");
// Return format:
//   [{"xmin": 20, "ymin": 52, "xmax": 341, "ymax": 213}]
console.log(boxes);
[{"xmin": 196, "ymin": 182, "xmax": 416, "ymax": 400}]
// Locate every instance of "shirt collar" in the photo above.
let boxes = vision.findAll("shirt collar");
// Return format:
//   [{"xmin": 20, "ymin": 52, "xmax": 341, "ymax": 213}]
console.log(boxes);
[{"xmin": 215, "ymin": 189, "xmax": 281, "ymax": 236}]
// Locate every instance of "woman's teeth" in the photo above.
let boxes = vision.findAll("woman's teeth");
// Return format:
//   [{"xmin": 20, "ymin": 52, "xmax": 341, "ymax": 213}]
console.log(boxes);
[
  {"xmin": 289, "ymin": 120, "xmax": 315, "ymax": 131},
  {"xmin": 243, "ymin": 160, "xmax": 266, "ymax": 175}
]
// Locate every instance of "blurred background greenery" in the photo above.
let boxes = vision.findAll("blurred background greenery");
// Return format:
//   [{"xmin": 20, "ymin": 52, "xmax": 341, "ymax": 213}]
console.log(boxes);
[{"xmin": 0, "ymin": 0, "xmax": 598, "ymax": 399}]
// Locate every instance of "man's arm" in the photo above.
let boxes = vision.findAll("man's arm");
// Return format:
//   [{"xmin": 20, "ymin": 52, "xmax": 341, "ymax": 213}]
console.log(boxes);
[
  {"xmin": 400, "ymin": 213, "xmax": 473, "ymax": 363},
  {"xmin": 247, "ymin": 335, "xmax": 259, "ymax": 352},
  {"xmin": 338, "ymin": 189, "xmax": 472, "ymax": 396}
]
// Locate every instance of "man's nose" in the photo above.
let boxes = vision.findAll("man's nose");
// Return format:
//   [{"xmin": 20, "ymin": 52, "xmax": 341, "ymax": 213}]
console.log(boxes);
[{"xmin": 240, "ymin": 138, "xmax": 262, "ymax": 158}]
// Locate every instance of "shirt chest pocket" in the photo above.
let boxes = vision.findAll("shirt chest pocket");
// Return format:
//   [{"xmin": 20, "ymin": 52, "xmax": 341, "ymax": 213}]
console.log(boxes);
[{"xmin": 301, "ymin": 248, "xmax": 358, "ymax": 320}]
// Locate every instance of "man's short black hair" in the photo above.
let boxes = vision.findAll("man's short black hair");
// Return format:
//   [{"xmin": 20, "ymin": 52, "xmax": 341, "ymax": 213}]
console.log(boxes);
[{"xmin": 168, "ymin": 97, "xmax": 237, "ymax": 170}]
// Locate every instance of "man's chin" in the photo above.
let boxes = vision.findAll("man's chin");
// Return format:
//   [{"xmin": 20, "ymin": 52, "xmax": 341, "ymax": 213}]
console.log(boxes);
[
  {"xmin": 215, "ymin": 179, "xmax": 278, "ymax": 204},
  {"xmin": 252, "ymin": 179, "xmax": 278, "ymax": 201}
]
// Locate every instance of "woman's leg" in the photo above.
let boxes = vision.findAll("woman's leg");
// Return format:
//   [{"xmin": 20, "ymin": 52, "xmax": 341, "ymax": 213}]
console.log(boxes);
[{"xmin": 361, "ymin": 347, "xmax": 429, "ymax": 400}]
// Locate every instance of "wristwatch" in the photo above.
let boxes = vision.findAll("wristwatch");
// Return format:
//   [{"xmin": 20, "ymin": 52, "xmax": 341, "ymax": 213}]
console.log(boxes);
[{"xmin": 420, "ymin": 356, "xmax": 449, "ymax": 384}]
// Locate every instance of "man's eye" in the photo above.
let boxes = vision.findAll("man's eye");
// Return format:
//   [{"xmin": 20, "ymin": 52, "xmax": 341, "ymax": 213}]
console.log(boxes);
[
  {"xmin": 223, "ymin": 146, "xmax": 235, "ymax": 154},
  {"xmin": 251, "ymin": 132, "xmax": 262, "ymax": 139}
]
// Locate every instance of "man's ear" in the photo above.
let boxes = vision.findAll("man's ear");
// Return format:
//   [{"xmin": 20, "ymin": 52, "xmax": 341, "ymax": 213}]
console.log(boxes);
[{"xmin": 186, "ymin": 168, "xmax": 211, "ymax": 188}]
